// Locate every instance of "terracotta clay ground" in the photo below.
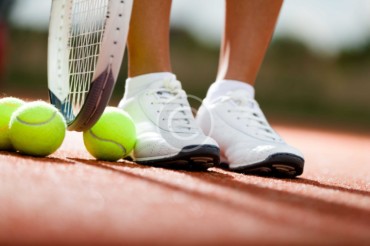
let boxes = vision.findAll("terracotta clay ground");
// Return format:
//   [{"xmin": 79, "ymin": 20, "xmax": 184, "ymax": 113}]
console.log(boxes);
[{"xmin": 0, "ymin": 124, "xmax": 369, "ymax": 245}]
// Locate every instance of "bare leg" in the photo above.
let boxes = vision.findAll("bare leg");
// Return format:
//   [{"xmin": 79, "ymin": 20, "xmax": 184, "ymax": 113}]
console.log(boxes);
[
  {"xmin": 217, "ymin": 0, "xmax": 283, "ymax": 85},
  {"xmin": 120, "ymin": 1, "xmax": 220, "ymax": 168},
  {"xmin": 198, "ymin": 0, "xmax": 304, "ymax": 177},
  {"xmin": 127, "ymin": 0, "xmax": 172, "ymax": 77}
]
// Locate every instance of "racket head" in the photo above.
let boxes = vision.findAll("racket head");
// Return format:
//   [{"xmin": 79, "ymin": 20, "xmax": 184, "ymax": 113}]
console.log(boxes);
[{"xmin": 48, "ymin": 0, "xmax": 133, "ymax": 131}]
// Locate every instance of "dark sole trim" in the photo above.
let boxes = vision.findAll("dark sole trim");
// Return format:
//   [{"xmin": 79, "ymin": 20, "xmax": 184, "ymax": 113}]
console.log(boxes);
[
  {"xmin": 135, "ymin": 145, "xmax": 220, "ymax": 171},
  {"xmin": 227, "ymin": 153, "xmax": 304, "ymax": 178}
]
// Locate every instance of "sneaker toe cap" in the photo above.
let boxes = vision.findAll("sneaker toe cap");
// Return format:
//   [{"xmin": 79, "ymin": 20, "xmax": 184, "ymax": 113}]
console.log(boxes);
[
  {"xmin": 227, "ymin": 142, "xmax": 304, "ymax": 165},
  {"xmin": 134, "ymin": 132, "xmax": 178, "ymax": 158},
  {"xmin": 133, "ymin": 132, "xmax": 219, "ymax": 160}
]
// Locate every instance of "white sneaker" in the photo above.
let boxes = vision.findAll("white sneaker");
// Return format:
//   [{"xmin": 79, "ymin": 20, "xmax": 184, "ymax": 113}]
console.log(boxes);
[
  {"xmin": 196, "ymin": 90, "xmax": 304, "ymax": 177},
  {"xmin": 119, "ymin": 74, "xmax": 219, "ymax": 169}
]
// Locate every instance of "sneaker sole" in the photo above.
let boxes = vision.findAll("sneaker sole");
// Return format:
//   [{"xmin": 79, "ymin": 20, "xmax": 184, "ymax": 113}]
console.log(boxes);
[
  {"xmin": 228, "ymin": 153, "xmax": 304, "ymax": 178},
  {"xmin": 135, "ymin": 145, "xmax": 220, "ymax": 170}
]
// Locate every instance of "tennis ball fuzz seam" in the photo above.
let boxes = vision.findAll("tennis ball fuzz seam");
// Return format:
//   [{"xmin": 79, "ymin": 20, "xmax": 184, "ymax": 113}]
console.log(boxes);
[
  {"xmin": 15, "ymin": 111, "xmax": 58, "ymax": 126},
  {"xmin": 0, "ymin": 97, "xmax": 25, "ymax": 150},
  {"xmin": 87, "ymin": 129, "xmax": 127, "ymax": 155},
  {"xmin": 83, "ymin": 107, "xmax": 136, "ymax": 161},
  {"xmin": 9, "ymin": 101, "xmax": 66, "ymax": 157}
]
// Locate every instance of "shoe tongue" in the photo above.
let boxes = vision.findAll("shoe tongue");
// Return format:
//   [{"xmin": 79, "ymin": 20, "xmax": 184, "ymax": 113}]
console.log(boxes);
[
  {"xmin": 227, "ymin": 90, "xmax": 252, "ymax": 107},
  {"xmin": 150, "ymin": 79, "xmax": 181, "ymax": 91}
]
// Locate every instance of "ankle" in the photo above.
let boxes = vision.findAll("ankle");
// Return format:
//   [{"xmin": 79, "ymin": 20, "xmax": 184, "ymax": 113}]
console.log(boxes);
[
  {"xmin": 205, "ymin": 79, "xmax": 255, "ymax": 104},
  {"xmin": 123, "ymin": 72, "xmax": 176, "ymax": 100}
]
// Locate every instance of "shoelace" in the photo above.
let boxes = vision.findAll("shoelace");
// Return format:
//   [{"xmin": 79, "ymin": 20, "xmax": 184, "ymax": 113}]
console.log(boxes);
[
  {"xmin": 221, "ymin": 90, "xmax": 282, "ymax": 141},
  {"xmin": 149, "ymin": 78, "xmax": 198, "ymax": 133}
]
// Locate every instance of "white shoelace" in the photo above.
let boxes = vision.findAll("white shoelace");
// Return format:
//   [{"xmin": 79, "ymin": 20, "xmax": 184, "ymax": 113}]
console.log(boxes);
[
  {"xmin": 148, "ymin": 78, "xmax": 198, "ymax": 133},
  {"xmin": 220, "ymin": 90, "xmax": 282, "ymax": 142}
]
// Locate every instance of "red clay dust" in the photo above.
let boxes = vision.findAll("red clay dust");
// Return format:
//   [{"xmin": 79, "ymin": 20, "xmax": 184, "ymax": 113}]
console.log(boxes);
[{"xmin": 0, "ymin": 124, "xmax": 369, "ymax": 245}]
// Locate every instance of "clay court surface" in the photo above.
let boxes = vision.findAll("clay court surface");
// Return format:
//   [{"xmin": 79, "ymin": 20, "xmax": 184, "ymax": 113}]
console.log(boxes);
[{"xmin": 0, "ymin": 124, "xmax": 369, "ymax": 245}]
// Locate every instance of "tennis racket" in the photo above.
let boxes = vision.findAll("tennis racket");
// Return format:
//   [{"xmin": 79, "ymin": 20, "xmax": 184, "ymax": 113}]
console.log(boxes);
[{"xmin": 48, "ymin": 0, "xmax": 133, "ymax": 131}]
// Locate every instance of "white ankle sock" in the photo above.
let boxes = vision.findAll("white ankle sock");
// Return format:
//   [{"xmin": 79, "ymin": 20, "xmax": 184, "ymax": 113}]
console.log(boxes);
[
  {"xmin": 123, "ymin": 72, "xmax": 176, "ymax": 100},
  {"xmin": 205, "ymin": 79, "xmax": 255, "ymax": 103}
]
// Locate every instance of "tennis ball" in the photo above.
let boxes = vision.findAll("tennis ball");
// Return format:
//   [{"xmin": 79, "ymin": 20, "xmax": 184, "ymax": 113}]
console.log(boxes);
[
  {"xmin": 83, "ymin": 107, "xmax": 136, "ymax": 161},
  {"xmin": 0, "ymin": 97, "xmax": 25, "ymax": 150},
  {"xmin": 9, "ymin": 101, "xmax": 66, "ymax": 157}
]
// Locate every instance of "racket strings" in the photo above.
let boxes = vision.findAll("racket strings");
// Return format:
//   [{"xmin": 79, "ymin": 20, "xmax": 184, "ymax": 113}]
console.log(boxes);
[{"xmin": 68, "ymin": 0, "xmax": 109, "ymax": 118}]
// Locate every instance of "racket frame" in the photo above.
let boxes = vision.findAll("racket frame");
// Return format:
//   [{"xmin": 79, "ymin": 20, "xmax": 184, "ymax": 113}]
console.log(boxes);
[{"xmin": 48, "ymin": 0, "xmax": 133, "ymax": 131}]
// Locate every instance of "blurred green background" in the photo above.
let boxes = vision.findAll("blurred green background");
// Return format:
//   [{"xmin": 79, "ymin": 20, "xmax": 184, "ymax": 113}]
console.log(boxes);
[{"xmin": 1, "ymin": 0, "xmax": 370, "ymax": 131}]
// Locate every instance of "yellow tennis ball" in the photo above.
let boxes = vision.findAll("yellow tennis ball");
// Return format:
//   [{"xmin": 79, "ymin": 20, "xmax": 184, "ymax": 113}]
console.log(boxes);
[
  {"xmin": 83, "ymin": 107, "xmax": 136, "ymax": 161},
  {"xmin": 9, "ymin": 101, "xmax": 66, "ymax": 157},
  {"xmin": 0, "ymin": 97, "xmax": 25, "ymax": 150}
]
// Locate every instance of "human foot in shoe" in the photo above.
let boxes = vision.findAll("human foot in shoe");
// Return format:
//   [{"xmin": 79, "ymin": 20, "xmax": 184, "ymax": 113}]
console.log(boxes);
[
  {"xmin": 197, "ymin": 88, "xmax": 304, "ymax": 177},
  {"xmin": 119, "ymin": 73, "xmax": 220, "ymax": 170}
]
